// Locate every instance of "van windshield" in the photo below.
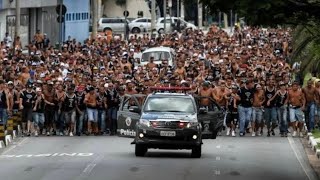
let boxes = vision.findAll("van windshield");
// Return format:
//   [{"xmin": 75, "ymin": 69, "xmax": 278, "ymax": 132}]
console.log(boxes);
[{"xmin": 141, "ymin": 51, "xmax": 170, "ymax": 62}]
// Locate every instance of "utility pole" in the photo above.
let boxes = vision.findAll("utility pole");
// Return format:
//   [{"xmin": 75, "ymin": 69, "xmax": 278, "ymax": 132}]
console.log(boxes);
[
  {"xmin": 163, "ymin": 0, "xmax": 166, "ymax": 33},
  {"xmin": 91, "ymin": 0, "xmax": 98, "ymax": 39},
  {"xmin": 177, "ymin": 0, "xmax": 180, "ymax": 18},
  {"xmin": 15, "ymin": 0, "xmax": 20, "ymax": 38},
  {"xmin": 150, "ymin": 0, "xmax": 156, "ymax": 34},
  {"xmin": 59, "ymin": 0, "xmax": 63, "ymax": 50},
  {"xmin": 198, "ymin": 0, "xmax": 202, "ymax": 28}
]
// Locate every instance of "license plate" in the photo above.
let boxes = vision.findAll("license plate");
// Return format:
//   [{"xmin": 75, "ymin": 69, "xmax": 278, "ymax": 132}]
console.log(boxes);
[{"xmin": 160, "ymin": 131, "xmax": 176, "ymax": 137}]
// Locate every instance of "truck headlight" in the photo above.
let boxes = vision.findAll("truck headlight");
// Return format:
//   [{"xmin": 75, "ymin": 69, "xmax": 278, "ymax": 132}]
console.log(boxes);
[
  {"xmin": 187, "ymin": 122, "xmax": 198, "ymax": 128},
  {"xmin": 139, "ymin": 119, "xmax": 151, "ymax": 127}
]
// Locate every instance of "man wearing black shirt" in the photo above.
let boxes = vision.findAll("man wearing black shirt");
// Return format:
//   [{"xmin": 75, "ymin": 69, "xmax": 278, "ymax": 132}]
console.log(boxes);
[
  {"xmin": 33, "ymin": 87, "xmax": 45, "ymax": 137},
  {"xmin": 238, "ymin": 80, "xmax": 255, "ymax": 136},
  {"xmin": 76, "ymin": 86, "xmax": 86, "ymax": 136},
  {"xmin": 62, "ymin": 86, "xmax": 77, "ymax": 136},
  {"xmin": 20, "ymin": 84, "xmax": 36, "ymax": 136},
  {"xmin": 105, "ymin": 83, "xmax": 120, "ymax": 135},
  {"xmin": 265, "ymin": 79, "xmax": 278, "ymax": 136},
  {"xmin": 97, "ymin": 87, "xmax": 107, "ymax": 135}
]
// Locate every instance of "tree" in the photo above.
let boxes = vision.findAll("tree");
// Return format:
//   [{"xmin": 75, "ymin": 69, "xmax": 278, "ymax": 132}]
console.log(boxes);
[{"xmin": 197, "ymin": 0, "xmax": 320, "ymax": 26}]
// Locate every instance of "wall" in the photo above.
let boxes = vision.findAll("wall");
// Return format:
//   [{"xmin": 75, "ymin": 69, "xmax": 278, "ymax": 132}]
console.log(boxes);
[
  {"xmin": 103, "ymin": 0, "xmax": 151, "ymax": 18},
  {"xmin": 2, "ymin": 0, "xmax": 58, "ymax": 9},
  {"xmin": 0, "ymin": 8, "xmax": 29, "ymax": 47},
  {"xmin": 64, "ymin": 0, "xmax": 90, "ymax": 43}
]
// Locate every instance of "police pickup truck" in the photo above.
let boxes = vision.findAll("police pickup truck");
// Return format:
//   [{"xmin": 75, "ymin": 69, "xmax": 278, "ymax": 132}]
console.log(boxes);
[{"xmin": 117, "ymin": 87, "xmax": 224, "ymax": 158}]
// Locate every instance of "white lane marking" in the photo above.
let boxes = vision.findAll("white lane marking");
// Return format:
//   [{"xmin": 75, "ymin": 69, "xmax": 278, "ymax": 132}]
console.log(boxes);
[
  {"xmin": 287, "ymin": 137, "xmax": 316, "ymax": 180},
  {"xmin": 81, "ymin": 155, "xmax": 103, "ymax": 176},
  {"xmin": 2, "ymin": 137, "xmax": 29, "ymax": 154},
  {"xmin": 214, "ymin": 170, "xmax": 220, "ymax": 175},
  {"xmin": 216, "ymin": 156, "xmax": 221, "ymax": 161},
  {"xmin": 0, "ymin": 153, "xmax": 94, "ymax": 158},
  {"xmin": 83, "ymin": 164, "xmax": 96, "ymax": 173},
  {"xmin": 216, "ymin": 145, "xmax": 221, "ymax": 149}
]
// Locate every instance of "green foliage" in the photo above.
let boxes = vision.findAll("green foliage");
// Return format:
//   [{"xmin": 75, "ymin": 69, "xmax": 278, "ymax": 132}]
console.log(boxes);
[
  {"xmin": 198, "ymin": 0, "xmax": 320, "ymax": 26},
  {"xmin": 291, "ymin": 24, "xmax": 320, "ymax": 77}
]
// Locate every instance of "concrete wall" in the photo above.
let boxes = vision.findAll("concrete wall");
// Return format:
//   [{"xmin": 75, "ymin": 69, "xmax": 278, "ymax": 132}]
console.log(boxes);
[
  {"xmin": 103, "ymin": 0, "xmax": 151, "ymax": 18},
  {"xmin": 2, "ymin": 0, "xmax": 58, "ymax": 9},
  {"xmin": 64, "ymin": 0, "xmax": 90, "ymax": 43},
  {"xmin": 0, "ymin": 8, "xmax": 28, "ymax": 47}
]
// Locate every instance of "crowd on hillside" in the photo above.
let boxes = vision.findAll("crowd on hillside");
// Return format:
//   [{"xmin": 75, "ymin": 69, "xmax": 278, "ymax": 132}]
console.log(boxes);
[{"xmin": 0, "ymin": 25, "xmax": 319, "ymax": 137}]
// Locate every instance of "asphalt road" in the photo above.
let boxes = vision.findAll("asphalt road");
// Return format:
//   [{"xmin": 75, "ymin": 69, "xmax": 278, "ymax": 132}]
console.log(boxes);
[{"xmin": 0, "ymin": 135, "xmax": 318, "ymax": 180}]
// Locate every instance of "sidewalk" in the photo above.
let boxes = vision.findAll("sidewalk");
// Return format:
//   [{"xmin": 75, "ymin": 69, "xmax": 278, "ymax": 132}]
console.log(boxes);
[{"xmin": 301, "ymin": 138, "xmax": 320, "ymax": 178}]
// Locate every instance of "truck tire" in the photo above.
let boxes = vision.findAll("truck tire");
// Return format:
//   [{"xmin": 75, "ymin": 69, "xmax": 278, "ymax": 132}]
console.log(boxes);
[
  {"xmin": 191, "ymin": 145, "xmax": 201, "ymax": 158},
  {"xmin": 135, "ymin": 144, "xmax": 147, "ymax": 157}
]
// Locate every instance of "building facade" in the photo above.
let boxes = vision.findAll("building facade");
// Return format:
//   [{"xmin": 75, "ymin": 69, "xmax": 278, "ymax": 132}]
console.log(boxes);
[{"xmin": 0, "ymin": 0, "xmax": 90, "ymax": 49}]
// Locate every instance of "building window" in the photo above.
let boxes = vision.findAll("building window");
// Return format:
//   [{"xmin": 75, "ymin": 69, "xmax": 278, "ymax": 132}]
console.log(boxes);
[{"xmin": 72, "ymin": 13, "xmax": 75, "ymax": 21}]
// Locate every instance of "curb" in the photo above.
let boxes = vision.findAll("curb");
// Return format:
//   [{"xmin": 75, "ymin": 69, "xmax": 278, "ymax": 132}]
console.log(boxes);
[
  {"xmin": 0, "ymin": 141, "xmax": 5, "ymax": 148},
  {"xmin": 5, "ymin": 135, "xmax": 12, "ymax": 146},
  {"xmin": 308, "ymin": 130, "xmax": 320, "ymax": 160}
]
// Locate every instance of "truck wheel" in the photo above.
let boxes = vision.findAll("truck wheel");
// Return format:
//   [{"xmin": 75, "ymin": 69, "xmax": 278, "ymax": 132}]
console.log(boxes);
[
  {"xmin": 135, "ymin": 144, "xmax": 147, "ymax": 157},
  {"xmin": 191, "ymin": 145, "xmax": 201, "ymax": 158}
]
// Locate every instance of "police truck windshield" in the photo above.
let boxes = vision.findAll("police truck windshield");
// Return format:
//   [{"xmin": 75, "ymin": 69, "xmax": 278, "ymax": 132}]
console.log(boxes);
[{"xmin": 143, "ymin": 97, "xmax": 196, "ymax": 114}]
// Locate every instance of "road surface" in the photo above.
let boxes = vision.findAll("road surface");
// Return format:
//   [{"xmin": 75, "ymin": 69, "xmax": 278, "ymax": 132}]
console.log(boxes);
[{"xmin": 0, "ymin": 135, "xmax": 318, "ymax": 180}]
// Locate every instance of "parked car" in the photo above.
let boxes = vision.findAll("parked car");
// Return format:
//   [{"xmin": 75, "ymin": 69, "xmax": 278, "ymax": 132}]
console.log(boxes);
[
  {"xmin": 156, "ymin": 17, "xmax": 197, "ymax": 34},
  {"xmin": 97, "ymin": 17, "xmax": 130, "ymax": 33},
  {"xmin": 129, "ymin": 17, "xmax": 153, "ymax": 33}
]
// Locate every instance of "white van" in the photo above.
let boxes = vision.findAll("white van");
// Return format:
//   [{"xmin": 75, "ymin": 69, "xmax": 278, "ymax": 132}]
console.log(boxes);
[{"xmin": 137, "ymin": 46, "xmax": 176, "ymax": 67}]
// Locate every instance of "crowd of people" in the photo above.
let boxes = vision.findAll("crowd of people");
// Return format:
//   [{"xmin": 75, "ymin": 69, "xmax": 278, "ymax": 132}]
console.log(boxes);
[{"xmin": 0, "ymin": 24, "xmax": 319, "ymax": 137}]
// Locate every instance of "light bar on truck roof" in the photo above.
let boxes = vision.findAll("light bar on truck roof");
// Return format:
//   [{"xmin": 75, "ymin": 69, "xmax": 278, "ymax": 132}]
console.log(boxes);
[{"xmin": 149, "ymin": 86, "xmax": 191, "ymax": 92}]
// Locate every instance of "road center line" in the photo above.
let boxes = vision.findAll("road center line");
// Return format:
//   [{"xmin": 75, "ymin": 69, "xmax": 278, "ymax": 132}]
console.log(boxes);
[{"xmin": 287, "ymin": 137, "xmax": 317, "ymax": 180}]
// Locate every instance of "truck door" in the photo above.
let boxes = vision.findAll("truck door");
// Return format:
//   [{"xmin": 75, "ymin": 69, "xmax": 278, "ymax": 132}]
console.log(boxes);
[
  {"xmin": 117, "ymin": 95, "xmax": 145, "ymax": 137},
  {"xmin": 195, "ymin": 96, "xmax": 225, "ymax": 139}
]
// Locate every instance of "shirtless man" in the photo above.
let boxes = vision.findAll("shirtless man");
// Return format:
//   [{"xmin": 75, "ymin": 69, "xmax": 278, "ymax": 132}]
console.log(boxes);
[
  {"xmin": 288, "ymin": 81, "xmax": 306, "ymax": 137},
  {"xmin": 84, "ymin": 86, "xmax": 98, "ymax": 135},
  {"xmin": 302, "ymin": 79, "xmax": 317, "ymax": 132},
  {"xmin": 43, "ymin": 81, "xmax": 56, "ymax": 136},
  {"xmin": 252, "ymin": 84, "xmax": 265, "ymax": 136},
  {"xmin": 199, "ymin": 81, "xmax": 212, "ymax": 108},
  {"xmin": 212, "ymin": 80, "xmax": 230, "ymax": 109}
]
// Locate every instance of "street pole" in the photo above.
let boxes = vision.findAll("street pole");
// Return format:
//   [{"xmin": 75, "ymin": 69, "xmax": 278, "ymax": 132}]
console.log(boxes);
[
  {"xmin": 124, "ymin": 1, "xmax": 127, "ymax": 41},
  {"xmin": 15, "ymin": 0, "xmax": 20, "ymax": 39},
  {"xmin": 198, "ymin": 0, "xmax": 202, "ymax": 29},
  {"xmin": 177, "ymin": 0, "xmax": 179, "ymax": 17},
  {"xmin": 91, "ymin": 0, "xmax": 98, "ymax": 39},
  {"xmin": 164, "ymin": 0, "xmax": 166, "ymax": 34},
  {"xmin": 59, "ymin": 0, "xmax": 63, "ymax": 50},
  {"xmin": 230, "ymin": 9, "xmax": 233, "ymax": 33},
  {"xmin": 150, "ymin": 0, "xmax": 156, "ymax": 34}
]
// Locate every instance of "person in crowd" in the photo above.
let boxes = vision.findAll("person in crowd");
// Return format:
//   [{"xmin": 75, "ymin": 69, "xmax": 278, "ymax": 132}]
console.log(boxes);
[
  {"xmin": 32, "ymin": 87, "xmax": 45, "ymax": 137},
  {"xmin": 61, "ymin": 85, "xmax": 77, "ymax": 137},
  {"xmin": 237, "ymin": 80, "xmax": 255, "ymax": 136},
  {"xmin": 265, "ymin": 79, "xmax": 277, "ymax": 137},
  {"xmin": 288, "ymin": 81, "xmax": 306, "ymax": 137},
  {"xmin": 43, "ymin": 81, "xmax": 56, "ymax": 136},
  {"xmin": 302, "ymin": 79, "xmax": 317, "ymax": 132},
  {"xmin": 20, "ymin": 83, "xmax": 36, "ymax": 136},
  {"xmin": 84, "ymin": 86, "xmax": 98, "ymax": 135},
  {"xmin": 0, "ymin": 80, "xmax": 10, "ymax": 128},
  {"xmin": 252, "ymin": 84, "xmax": 265, "ymax": 136}
]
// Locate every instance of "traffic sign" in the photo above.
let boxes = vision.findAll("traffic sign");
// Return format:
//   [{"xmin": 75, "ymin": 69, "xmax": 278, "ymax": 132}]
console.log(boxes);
[
  {"xmin": 123, "ymin": 10, "xmax": 129, "ymax": 17},
  {"xmin": 56, "ymin": 4, "xmax": 67, "ymax": 15},
  {"xmin": 57, "ymin": 15, "xmax": 65, "ymax": 23}
]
